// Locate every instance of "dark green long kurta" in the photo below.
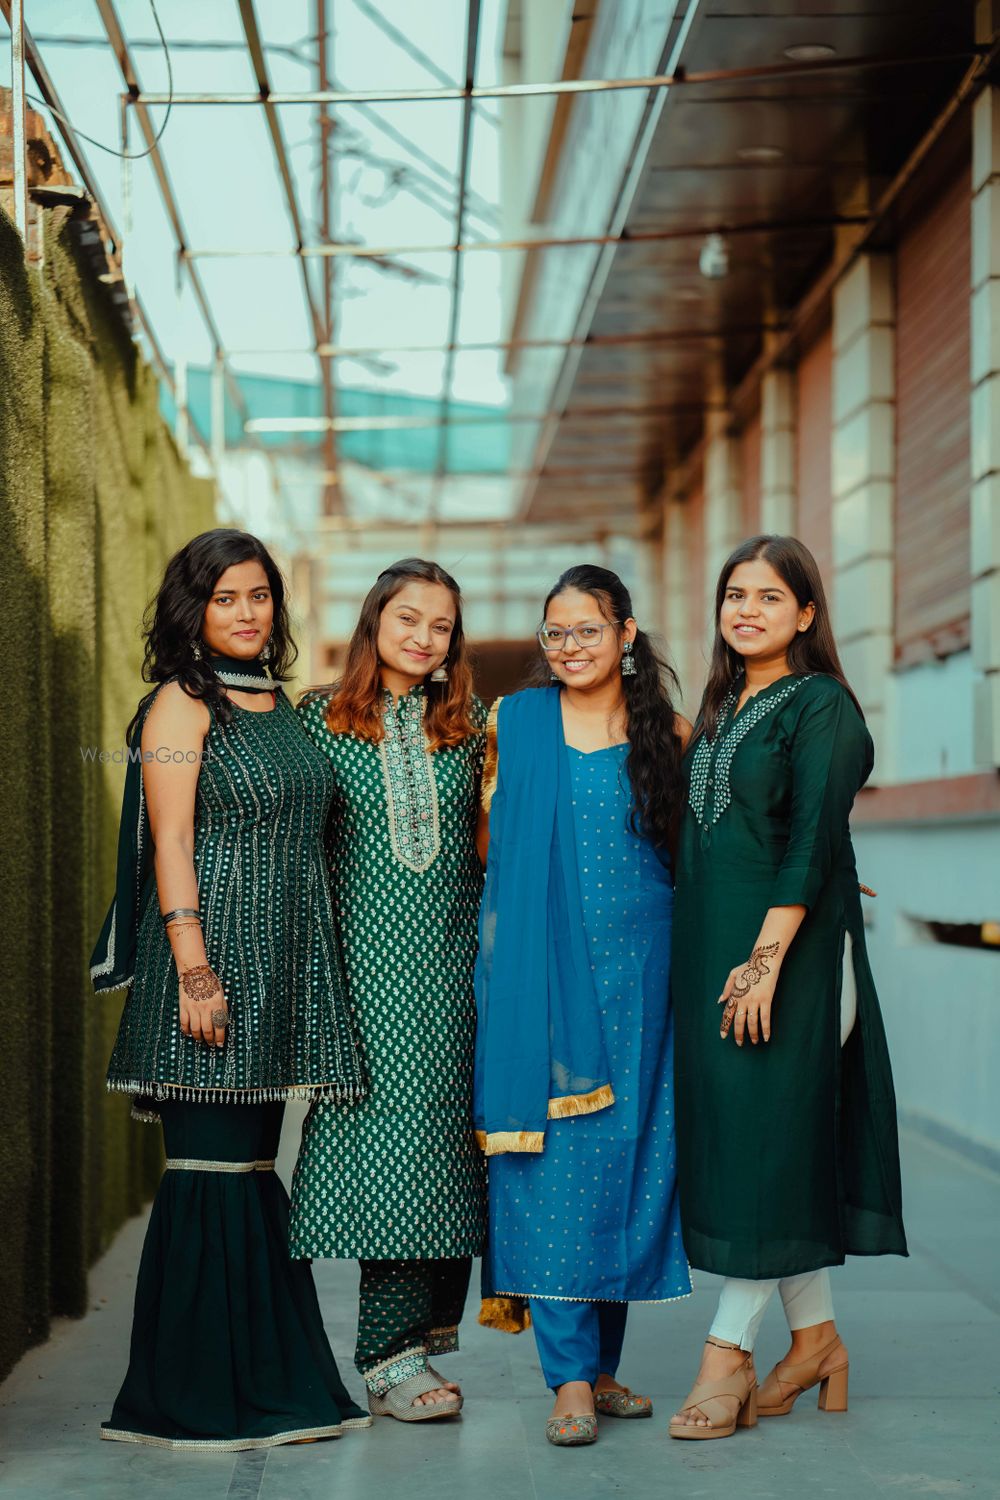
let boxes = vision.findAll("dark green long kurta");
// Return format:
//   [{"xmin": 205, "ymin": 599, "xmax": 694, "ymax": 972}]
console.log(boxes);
[{"xmin": 672, "ymin": 672, "xmax": 907, "ymax": 1280}]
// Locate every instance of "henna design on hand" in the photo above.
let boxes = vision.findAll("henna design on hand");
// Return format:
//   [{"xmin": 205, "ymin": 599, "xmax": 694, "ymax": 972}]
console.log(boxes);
[
  {"xmin": 730, "ymin": 941, "xmax": 780, "ymax": 1000},
  {"xmin": 181, "ymin": 964, "xmax": 222, "ymax": 1003}
]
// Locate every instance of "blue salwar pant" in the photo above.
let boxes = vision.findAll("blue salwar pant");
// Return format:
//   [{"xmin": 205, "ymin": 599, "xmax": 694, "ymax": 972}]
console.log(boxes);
[{"xmin": 529, "ymin": 1299, "xmax": 628, "ymax": 1391}]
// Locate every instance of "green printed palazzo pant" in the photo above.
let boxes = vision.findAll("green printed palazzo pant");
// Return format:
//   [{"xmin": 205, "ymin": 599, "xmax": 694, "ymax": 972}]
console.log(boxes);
[{"xmin": 357, "ymin": 1258, "xmax": 472, "ymax": 1396}]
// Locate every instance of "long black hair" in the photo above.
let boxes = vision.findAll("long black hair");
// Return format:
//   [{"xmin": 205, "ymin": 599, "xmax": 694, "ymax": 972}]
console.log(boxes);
[
  {"xmin": 698, "ymin": 533, "xmax": 862, "ymax": 742},
  {"xmin": 127, "ymin": 528, "xmax": 296, "ymax": 737},
  {"xmin": 535, "ymin": 564, "xmax": 684, "ymax": 849}
]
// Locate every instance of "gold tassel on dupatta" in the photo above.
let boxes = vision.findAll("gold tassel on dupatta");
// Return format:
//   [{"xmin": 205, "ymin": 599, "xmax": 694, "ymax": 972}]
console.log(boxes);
[{"xmin": 479, "ymin": 1296, "xmax": 531, "ymax": 1333}]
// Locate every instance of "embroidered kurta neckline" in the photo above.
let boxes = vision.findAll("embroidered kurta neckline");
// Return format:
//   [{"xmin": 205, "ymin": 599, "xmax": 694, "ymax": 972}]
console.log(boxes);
[
  {"xmin": 688, "ymin": 674, "xmax": 812, "ymax": 828},
  {"xmin": 378, "ymin": 689, "xmax": 441, "ymax": 873}
]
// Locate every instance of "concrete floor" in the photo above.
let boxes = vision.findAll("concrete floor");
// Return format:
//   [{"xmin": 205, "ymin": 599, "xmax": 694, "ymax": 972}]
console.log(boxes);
[{"xmin": 1, "ymin": 1125, "xmax": 997, "ymax": 1500}]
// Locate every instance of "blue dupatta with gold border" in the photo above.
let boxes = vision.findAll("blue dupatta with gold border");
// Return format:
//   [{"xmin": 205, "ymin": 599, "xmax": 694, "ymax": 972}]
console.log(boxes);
[{"xmin": 473, "ymin": 687, "xmax": 614, "ymax": 1156}]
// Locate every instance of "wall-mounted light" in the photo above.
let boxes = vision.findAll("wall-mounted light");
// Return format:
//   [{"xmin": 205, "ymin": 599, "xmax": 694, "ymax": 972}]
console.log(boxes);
[
  {"xmin": 736, "ymin": 145, "xmax": 785, "ymax": 164},
  {"xmin": 783, "ymin": 43, "xmax": 837, "ymax": 63},
  {"xmin": 698, "ymin": 232, "xmax": 729, "ymax": 280}
]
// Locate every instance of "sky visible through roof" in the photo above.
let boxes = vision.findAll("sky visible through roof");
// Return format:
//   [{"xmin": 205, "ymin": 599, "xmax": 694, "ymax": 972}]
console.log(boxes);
[{"xmin": 4, "ymin": 0, "xmax": 517, "ymax": 527}]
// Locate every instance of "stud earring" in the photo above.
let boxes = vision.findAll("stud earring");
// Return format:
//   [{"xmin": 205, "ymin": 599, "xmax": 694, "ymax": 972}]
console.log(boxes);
[
  {"xmin": 430, "ymin": 661, "xmax": 448, "ymax": 683},
  {"xmin": 621, "ymin": 641, "xmax": 637, "ymax": 677}
]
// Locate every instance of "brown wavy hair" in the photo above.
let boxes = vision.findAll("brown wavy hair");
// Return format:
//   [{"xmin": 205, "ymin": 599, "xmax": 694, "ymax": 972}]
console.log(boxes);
[
  {"xmin": 697, "ymin": 534, "xmax": 862, "ymax": 742},
  {"xmin": 321, "ymin": 557, "xmax": 477, "ymax": 749}
]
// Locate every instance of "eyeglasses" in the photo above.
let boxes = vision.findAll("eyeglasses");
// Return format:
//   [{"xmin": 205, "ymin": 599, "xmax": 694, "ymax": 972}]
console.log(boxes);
[{"xmin": 537, "ymin": 622, "xmax": 612, "ymax": 652}]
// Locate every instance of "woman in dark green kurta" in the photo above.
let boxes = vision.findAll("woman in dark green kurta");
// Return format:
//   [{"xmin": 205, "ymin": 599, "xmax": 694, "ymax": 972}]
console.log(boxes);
[
  {"xmin": 670, "ymin": 535, "xmax": 906, "ymax": 1442},
  {"xmin": 93, "ymin": 530, "xmax": 366, "ymax": 1450},
  {"xmin": 288, "ymin": 558, "xmax": 487, "ymax": 1423}
]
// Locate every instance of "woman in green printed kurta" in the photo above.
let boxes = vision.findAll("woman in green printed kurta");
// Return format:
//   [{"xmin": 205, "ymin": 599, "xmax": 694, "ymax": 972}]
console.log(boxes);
[
  {"xmin": 669, "ymin": 535, "xmax": 906, "ymax": 1443},
  {"xmin": 289, "ymin": 558, "xmax": 487, "ymax": 1422}
]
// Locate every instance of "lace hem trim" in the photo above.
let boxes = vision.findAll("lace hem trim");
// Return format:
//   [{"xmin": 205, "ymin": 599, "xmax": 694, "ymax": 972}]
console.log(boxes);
[{"xmin": 100, "ymin": 1424, "xmax": 342, "ymax": 1451}]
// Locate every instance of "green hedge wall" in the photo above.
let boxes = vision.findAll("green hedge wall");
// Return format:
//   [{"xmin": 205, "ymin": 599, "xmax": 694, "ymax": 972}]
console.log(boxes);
[{"xmin": 0, "ymin": 204, "xmax": 215, "ymax": 1381}]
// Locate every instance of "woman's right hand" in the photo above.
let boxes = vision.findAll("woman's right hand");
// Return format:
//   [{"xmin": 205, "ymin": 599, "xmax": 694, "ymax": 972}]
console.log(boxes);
[{"xmin": 178, "ymin": 970, "xmax": 229, "ymax": 1048}]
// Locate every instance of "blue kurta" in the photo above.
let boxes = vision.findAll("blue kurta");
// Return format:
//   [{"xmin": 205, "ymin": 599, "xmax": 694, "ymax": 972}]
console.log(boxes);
[{"xmin": 487, "ymin": 743, "xmax": 691, "ymax": 1304}]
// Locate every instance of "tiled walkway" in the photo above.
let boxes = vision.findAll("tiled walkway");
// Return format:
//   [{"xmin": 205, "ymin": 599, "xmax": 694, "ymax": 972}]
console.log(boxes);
[{"xmin": 1, "ymin": 1127, "xmax": 996, "ymax": 1500}]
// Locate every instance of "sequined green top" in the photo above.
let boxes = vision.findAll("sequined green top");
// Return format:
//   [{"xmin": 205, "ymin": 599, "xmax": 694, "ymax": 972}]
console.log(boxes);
[
  {"xmin": 289, "ymin": 688, "xmax": 488, "ymax": 1260},
  {"xmin": 106, "ymin": 688, "xmax": 362, "ymax": 1109}
]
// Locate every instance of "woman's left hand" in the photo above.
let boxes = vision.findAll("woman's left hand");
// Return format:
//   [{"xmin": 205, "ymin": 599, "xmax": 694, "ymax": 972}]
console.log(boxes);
[{"xmin": 718, "ymin": 942, "xmax": 782, "ymax": 1046}]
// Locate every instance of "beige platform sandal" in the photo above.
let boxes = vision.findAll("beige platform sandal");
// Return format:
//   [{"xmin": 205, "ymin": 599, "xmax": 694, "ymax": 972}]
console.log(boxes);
[
  {"xmin": 758, "ymin": 1334, "xmax": 849, "ymax": 1417},
  {"xmin": 668, "ymin": 1339, "xmax": 758, "ymax": 1441},
  {"xmin": 367, "ymin": 1370, "xmax": 463, "ymax": 1422}
]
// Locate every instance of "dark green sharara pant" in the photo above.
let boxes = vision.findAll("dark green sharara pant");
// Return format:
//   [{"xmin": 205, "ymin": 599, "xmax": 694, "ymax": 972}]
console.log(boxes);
[{"xmin": 102, "ymin": 1101, "xmax": 367, "ymax": 1450}]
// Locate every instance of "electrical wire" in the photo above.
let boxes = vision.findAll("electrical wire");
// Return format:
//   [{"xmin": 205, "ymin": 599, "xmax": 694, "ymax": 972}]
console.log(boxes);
[{"xmin": 27, "ymin": 0, "xmax": 173, "ymax": 161}]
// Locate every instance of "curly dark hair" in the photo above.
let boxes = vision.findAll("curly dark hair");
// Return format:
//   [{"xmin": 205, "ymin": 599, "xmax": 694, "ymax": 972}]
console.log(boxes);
[
  {"xmin": 127, "ymin": 528, "xmax": 296, "ymax": 738},
  {"xmin": 532, "ymin": 564, "xmax": 685, "ymax": 850}
]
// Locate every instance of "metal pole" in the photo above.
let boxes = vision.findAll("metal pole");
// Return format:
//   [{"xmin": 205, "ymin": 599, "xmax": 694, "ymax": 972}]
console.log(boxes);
[
  {"xmin": 175, "ymin": 355, "xmax": 189, "ymax": 458},
  {"xmin": 315, "ymin": 0, "xmax": 339, "ymax": 515},
  {"xmin": 181, "ymin": 214, "xmax": 869, "ymax": 262},
  {"xmin": 10, "ymin": 0, "xmax": 28, "ymax": 239},
  {"xmin": 431, "ymin": 0, "xmax": 482, "ymax": 520},
  {"xmin": 210, "ymin": 351, "xmax": 225, "ymax": 472},
  {"xmin": 126, "ymin": 51, "xmax": 978, "ymax": 107}
]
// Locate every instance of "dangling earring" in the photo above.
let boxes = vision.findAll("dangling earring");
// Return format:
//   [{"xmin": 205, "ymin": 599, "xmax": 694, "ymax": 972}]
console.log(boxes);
[
  {"xmin": 260, "ymin": 637, "xmax": 273, "ymax": 662},
  {"xmin": 190, "ymin": 639, "xmax": 203, "ymax": 661},
  {"xmin": 621, "ymin": 641, "xmax": 637, "ymax": 677},
  {"xmin": 430, "ymin": 660, "xmax": 448, "ymax": 683}
]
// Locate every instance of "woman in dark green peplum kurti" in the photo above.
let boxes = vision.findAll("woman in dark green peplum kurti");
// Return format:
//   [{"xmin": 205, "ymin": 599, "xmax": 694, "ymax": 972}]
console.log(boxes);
[
  {"xmin": 669, "ymin": 535, "xmax": 906, "ymax": 1443},
  {"xmin": 92, "ymin": 530, "xmax": 366, "ymax": 1451}
]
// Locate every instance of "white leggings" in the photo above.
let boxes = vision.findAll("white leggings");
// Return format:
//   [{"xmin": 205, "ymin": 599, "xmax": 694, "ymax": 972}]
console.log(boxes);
[{"xmin": 708, "ymin": 934, "xmax": 858, "ymax": 1354}]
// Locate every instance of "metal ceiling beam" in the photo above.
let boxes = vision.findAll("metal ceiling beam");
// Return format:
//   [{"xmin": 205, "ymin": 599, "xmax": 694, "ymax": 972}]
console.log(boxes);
[
  {"xmin": 245, "ymin": 399, "xmax": 722, "ymax": 434},
  {"xmin": 180, "ymin": 213, "xmax": 870, "ymax": 261},
  {"xmin": 128, "ymin": 48, "xmax": 979, "ymax": 106},
  {"xmin": 224, "ymin": 323, "xmax": 785, "ymax": 357},
  {"xmin": 431, "ymin": 0, "xmax": 482, "ymax": 520},
  {"xmin": 90, "ymin": 0, "xmax": 299, "ymax": 538},
  {"xmin": 236, "ymin": 0, "xmax": 339, "ymax": 515}
]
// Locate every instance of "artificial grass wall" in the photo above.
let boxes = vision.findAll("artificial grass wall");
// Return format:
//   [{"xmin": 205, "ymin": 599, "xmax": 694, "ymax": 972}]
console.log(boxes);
[{"xmin": 0, "ymin": 204, "xmax": 215, "ymax": 1382}]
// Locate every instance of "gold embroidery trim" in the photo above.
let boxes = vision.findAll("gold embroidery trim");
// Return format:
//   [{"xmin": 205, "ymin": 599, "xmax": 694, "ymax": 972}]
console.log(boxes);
[
  {"xmin": 481, "ymin": 696, "xmax": 502, "ymax": 813},
  {"xmin": 547, "ymin": 1083, "xmax": 615, "ymax": 1120},
  {"xmin": 482, "ymin": 1130, "xmax": 545, "ymax": 1156},
  {"xmin": 477, "ymin": 1087, "xmax": 614, "ymax": 1155},
  {"xmin": 164, "ymin": 1158, "xmax": 258, "ymax": 1173}
]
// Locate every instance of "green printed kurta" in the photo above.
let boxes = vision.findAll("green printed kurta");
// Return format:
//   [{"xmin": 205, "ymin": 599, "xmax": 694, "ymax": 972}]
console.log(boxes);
[
  {"xmin": 672, "ymin": 673, "xmax": 908, "ymax": 1280},
  {"xmin": 289, "ymin": 688, "xmax": 488, "ymax": 1260}
]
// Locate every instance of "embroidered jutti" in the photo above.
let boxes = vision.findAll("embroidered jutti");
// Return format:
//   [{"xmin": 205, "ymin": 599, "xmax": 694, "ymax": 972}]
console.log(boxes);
[{"xmin": 672, "ymin": 672, "xmax": 908, "ymax": 1280}]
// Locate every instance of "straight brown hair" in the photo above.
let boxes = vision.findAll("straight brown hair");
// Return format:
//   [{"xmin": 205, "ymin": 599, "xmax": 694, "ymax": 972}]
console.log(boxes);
[
  {"xmin": 321, "ymin": 557, "xmax": 477, "ymax": 750},
  {"xmin": 697, "ymin": 534, "xmax": 862, "ymax": 742}
]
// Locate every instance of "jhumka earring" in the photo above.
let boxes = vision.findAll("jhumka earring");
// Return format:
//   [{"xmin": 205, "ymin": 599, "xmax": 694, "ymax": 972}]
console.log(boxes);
[
  {"xmin": 190, "ymin": 639, "xmax": 203, "ymax": 661},
  {"xmin": 621, "ymin": 641, "xmax": 637, "ymax": 676},
  {"xmin": 430, "ymin": 660, "xmax": 448, "ymax": 683}
]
